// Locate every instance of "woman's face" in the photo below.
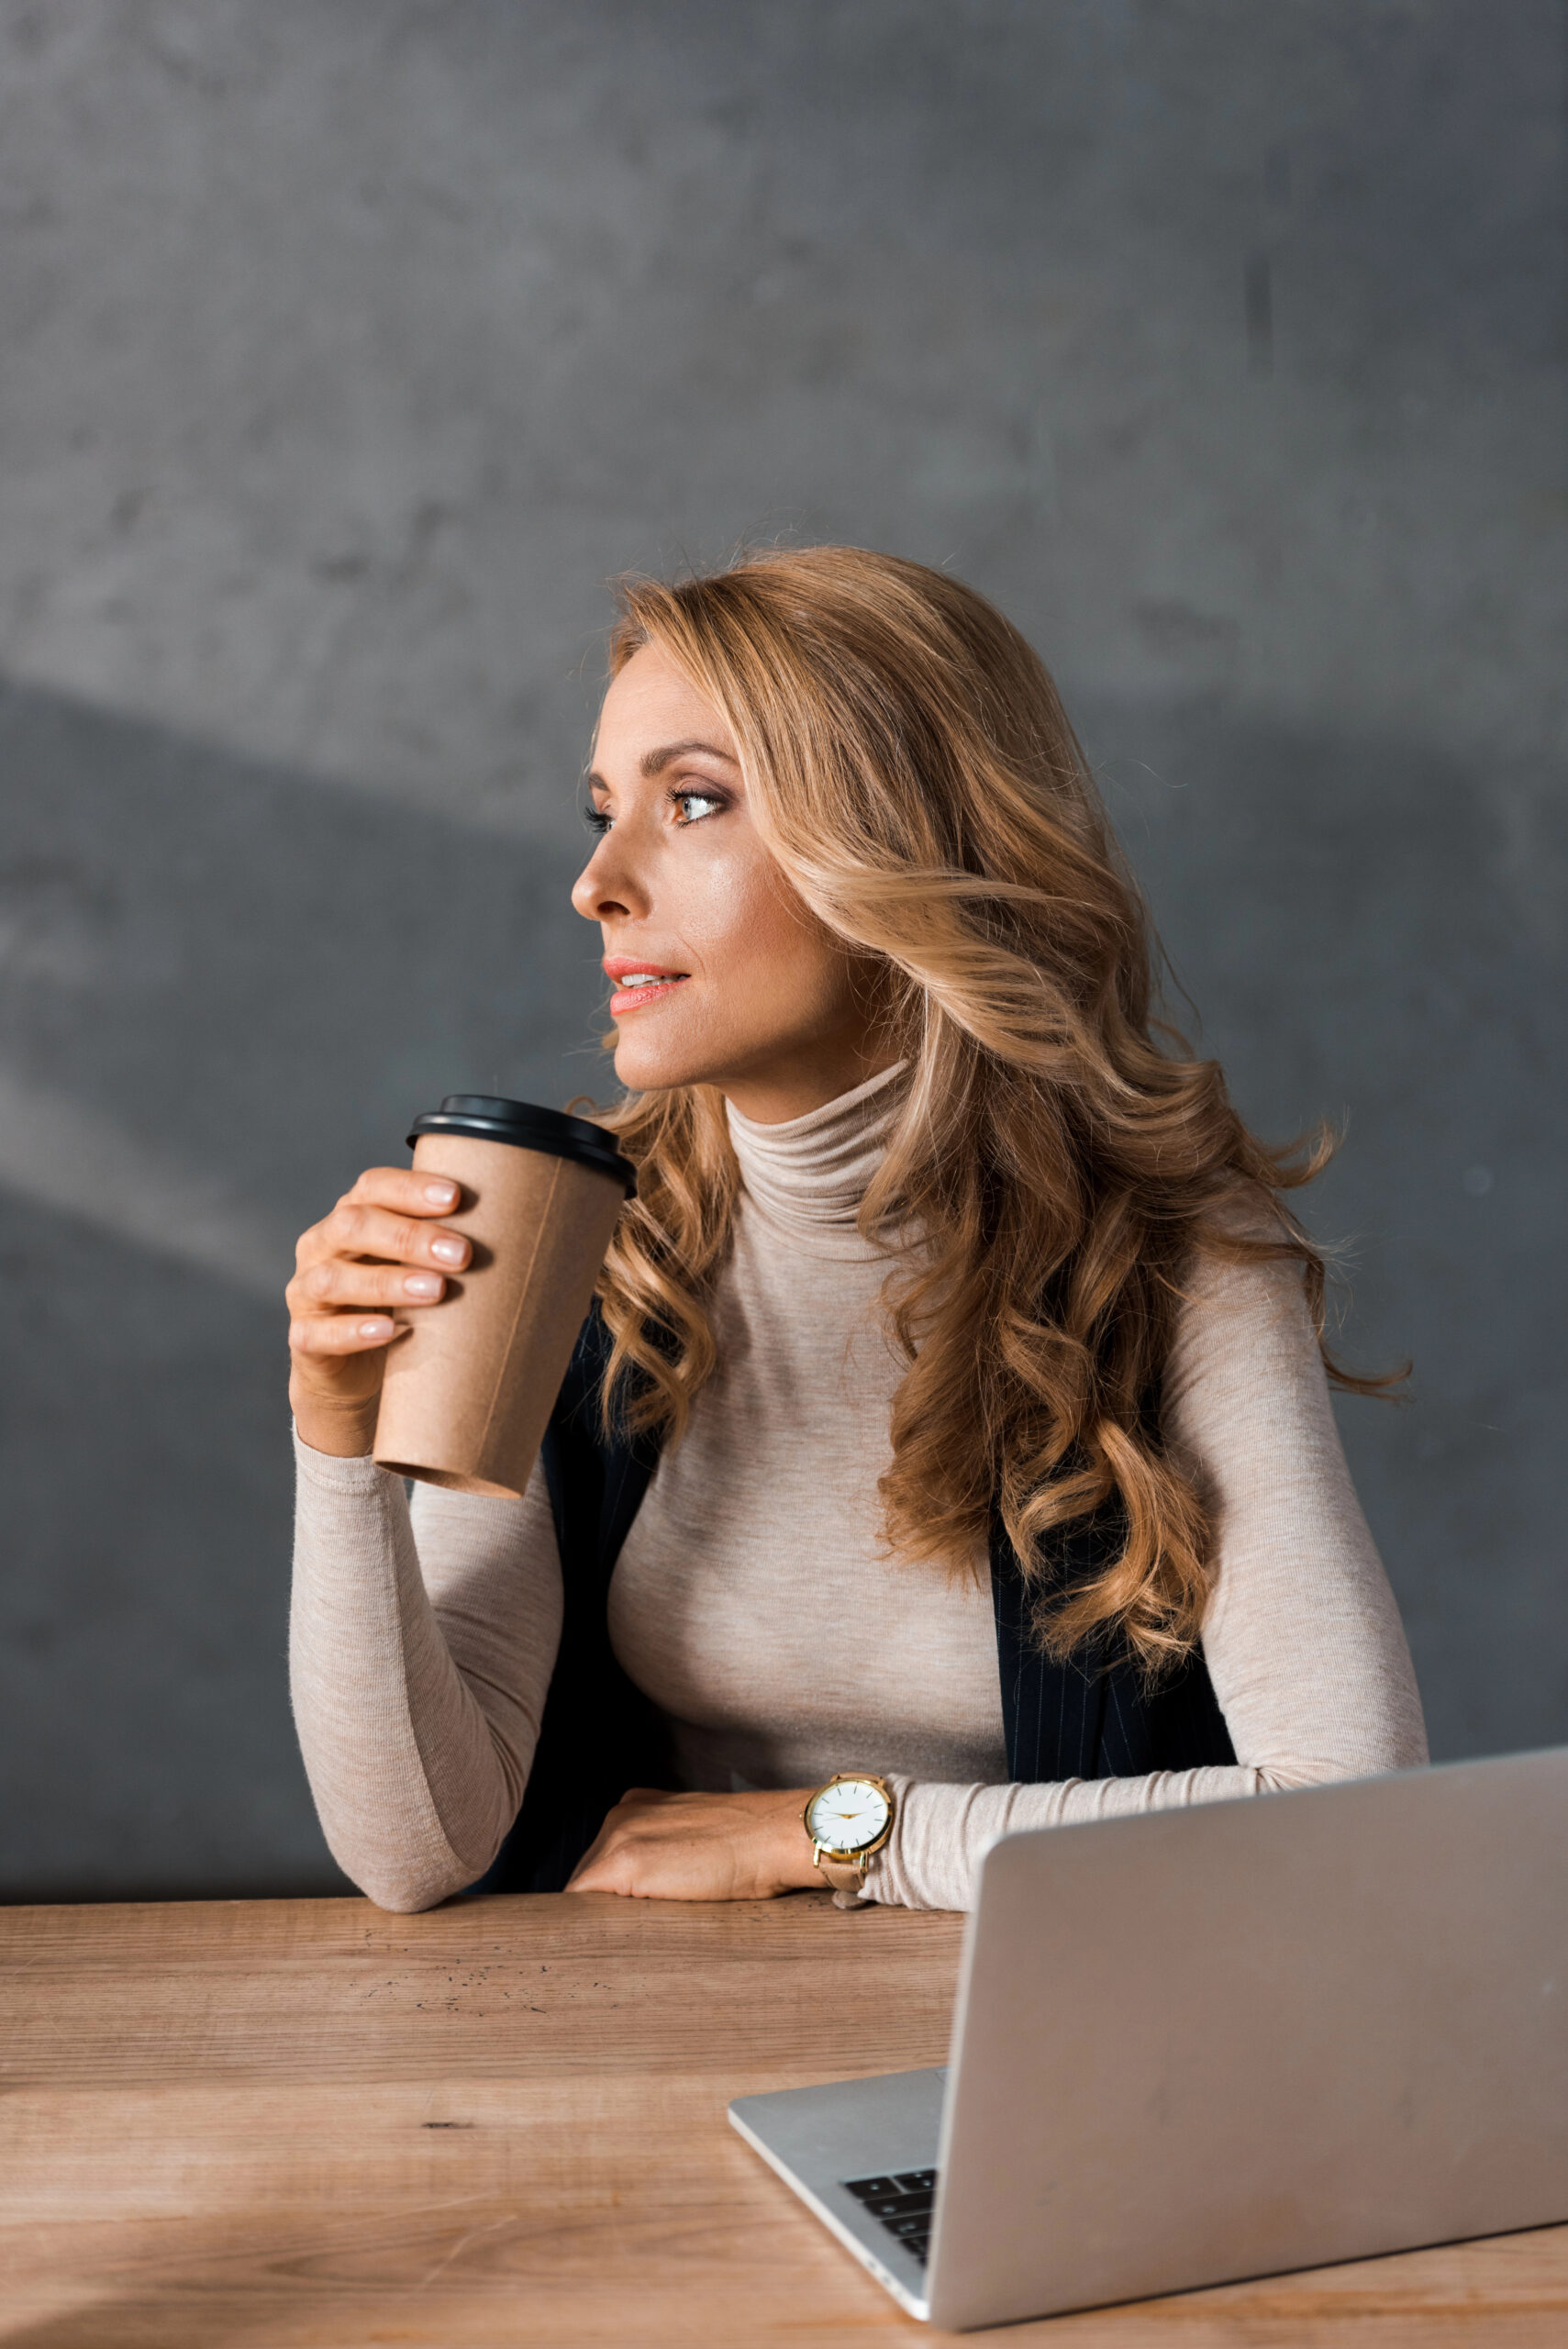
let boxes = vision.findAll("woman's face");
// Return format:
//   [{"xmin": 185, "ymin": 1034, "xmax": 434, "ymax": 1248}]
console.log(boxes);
[{"xmin": 573, "ymin": 643, "xmax": 889, "ymax": 1123}]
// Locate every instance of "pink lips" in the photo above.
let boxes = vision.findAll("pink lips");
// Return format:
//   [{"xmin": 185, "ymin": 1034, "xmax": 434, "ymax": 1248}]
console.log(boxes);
[{"xmin": 603, "ymin": 957, "xmax": 689, "ymax": 1019}]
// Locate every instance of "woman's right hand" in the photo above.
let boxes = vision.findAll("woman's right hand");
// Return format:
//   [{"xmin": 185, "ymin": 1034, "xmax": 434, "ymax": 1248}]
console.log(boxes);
[{"xmin": 286, "ymin": 1168, "xmax": 472, "ymax": 1458}]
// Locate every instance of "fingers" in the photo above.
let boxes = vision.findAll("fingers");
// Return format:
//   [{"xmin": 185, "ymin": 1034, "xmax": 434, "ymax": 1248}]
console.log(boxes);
[
  {"xmin": 567, "ymin": 1835, "xmax": 653, "ymax": 1897},
  {"xmin": 564, "ymin": 1798, "xmax": 656, "ymax": 1891},
  {"xmin": 565, "ymin": 1792, "xmax": 729, "ymax": 1899},
  {"xmin": 295, "ymin": 1197, "xmax": 472, "ymax": 1276},
  {"xmin": 346, "ymin": 1166, "xmax": 467, "ymax": 1218},
  {"xmin": 289, "ymin": 1313, "xmax": 409, "ymax": 1357},
  {"xmin": 287, "ymin": 1165, "xmax": 476, "ymax": 1388},
  {"xmin": 287, "ymin": 1255, "xmax": 453, "ymax": 1315},
  {"xmin": 564, "ymin": 1792, "xmax": 667, "ymax": 1883},
  {"xmin": 285, "ymin": 1166, "xmax": 468, "ymax": 1436}
]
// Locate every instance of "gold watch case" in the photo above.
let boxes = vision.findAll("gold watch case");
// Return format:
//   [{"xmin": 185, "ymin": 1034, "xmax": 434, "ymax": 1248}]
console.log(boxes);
[{"xmin": 803, "ymin": 1772, "xmax": 895, "ymax": 1876}]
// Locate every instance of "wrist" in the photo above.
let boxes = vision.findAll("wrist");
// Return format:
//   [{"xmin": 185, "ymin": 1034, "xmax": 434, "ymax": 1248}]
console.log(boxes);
[
  {"xmin": 762, "ymin": 1792, "xmax": 826, "ymax": 1892},
  {"xmin": 290, "ymin": 1381, "xmax": 381, "ymax": 1460},
  {"xmin": 785, "ymin": 1803, "xmax": 829, "ymax": 1891}
]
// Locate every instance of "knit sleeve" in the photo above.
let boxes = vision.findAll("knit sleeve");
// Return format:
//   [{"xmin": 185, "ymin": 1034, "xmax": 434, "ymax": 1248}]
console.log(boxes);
[
  {"xmin": 288, "ymin": 1431, "xmax": 562, "ymax": 1911},
  {"xmin": 868, "ymin": 1245, "xmax": 1428, "ymax": 1912}
]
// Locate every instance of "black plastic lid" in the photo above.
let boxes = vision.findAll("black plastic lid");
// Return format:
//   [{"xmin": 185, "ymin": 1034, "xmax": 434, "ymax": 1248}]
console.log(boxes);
[{"xmin": 407, "ymin": 1096, "xmax": 636, "ymax": 1194}]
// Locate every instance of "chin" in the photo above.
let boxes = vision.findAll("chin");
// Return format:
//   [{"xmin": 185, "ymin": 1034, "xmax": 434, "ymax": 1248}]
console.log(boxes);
[
  {"xmin": 610, "ymin": 1004, "xmax": 786, "ymax": 1098},
  {"xmin": 610, "ymin": 1030, "xmax": 711, "ymax": 1097}
]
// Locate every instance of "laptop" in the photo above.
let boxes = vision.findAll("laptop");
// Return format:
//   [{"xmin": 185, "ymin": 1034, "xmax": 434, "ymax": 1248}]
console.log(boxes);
[{"xmin": 729, "ymin": 1746, "xmax": 1568, "ymax": 2330}]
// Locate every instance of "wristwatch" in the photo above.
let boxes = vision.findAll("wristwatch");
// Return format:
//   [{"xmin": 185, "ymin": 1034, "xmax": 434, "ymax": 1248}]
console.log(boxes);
[{"xmin": 804, "ymin": 1773, "xmax": 895, "ymax": 1909}]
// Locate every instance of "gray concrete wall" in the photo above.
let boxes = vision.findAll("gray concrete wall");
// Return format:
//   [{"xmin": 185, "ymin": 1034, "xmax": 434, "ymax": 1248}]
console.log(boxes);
[{"xmin": 1, "ymin": 0, "xmax": 1562, "ymax": 1896}]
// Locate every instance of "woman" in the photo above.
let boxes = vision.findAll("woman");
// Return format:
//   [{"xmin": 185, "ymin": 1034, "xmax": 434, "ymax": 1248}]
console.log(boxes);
[{"xmin": 287, "ymin": 546, "xmax": 1426, "ymax": 1915}]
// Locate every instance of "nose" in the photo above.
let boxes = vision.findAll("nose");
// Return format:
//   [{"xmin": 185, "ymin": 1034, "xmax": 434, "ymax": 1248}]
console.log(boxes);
[{"xmin": 571, "ymin": 825, "xmax": 650, "ymax": 926}]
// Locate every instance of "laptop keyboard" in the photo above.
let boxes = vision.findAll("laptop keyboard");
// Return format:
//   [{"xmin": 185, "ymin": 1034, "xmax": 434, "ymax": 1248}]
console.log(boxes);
[{"xmin": 842, "ymin": 2168, "xmax": 938, "ymax": 2266}]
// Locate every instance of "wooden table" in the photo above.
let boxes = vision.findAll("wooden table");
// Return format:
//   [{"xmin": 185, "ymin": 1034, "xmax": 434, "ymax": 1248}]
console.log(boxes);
[{"xmin": 3, "ymin": 1895, "xmax": 1565, "ymax": 2346}]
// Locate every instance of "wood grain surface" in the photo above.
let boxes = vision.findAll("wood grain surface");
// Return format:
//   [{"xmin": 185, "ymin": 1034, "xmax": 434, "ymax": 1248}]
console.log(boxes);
[{"xmin": 2, "ymin": 1892, "xmax": 1565, "ymax": 2347}]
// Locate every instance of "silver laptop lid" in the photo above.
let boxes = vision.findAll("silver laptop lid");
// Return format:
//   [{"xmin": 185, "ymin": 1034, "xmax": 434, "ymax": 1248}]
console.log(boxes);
[{"xmin": 929, "ymin": 1748, "xmax": 1568, "ymax": 2331}]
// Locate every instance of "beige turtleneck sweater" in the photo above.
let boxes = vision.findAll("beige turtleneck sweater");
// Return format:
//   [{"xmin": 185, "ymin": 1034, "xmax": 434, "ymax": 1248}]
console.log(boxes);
[{"xmin": 290, "ymin": 1064, "xmax": 1428, "ymax": 1914}]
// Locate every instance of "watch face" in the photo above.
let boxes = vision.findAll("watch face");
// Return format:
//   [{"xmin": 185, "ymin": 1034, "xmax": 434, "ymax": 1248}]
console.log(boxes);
[{"xmin": 806, "ymin": 1776, "xmax": 890, "ymax": 1853}]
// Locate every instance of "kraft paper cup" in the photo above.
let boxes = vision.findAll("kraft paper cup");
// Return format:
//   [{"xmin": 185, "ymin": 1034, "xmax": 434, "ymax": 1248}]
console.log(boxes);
[{"xmin": 373, "ymin": 1095, "xmax": 635, "ymax": 1499}]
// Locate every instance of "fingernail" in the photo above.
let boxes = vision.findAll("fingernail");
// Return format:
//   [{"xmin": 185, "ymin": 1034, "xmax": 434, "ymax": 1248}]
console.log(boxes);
[
  {"xmin": 429, "ymin": 1236, "xmax": 466, "ymax": 1266},
  {"xmin": 403, "ymin": 1272, "xmax": 442, "ymax": 1299},
  {"xmin": 423, "ymin": 1179, "xmax": 458, "ymax": 1205},
  {"xmin": 359, "ymin": 1318, "xmax": 394, "ymax": 1340}
]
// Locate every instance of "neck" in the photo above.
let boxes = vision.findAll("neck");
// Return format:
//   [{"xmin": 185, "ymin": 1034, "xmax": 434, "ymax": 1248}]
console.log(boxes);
[{"xmin": 717, "ymin": 1040, "xmax": 904, "ymax": 1127}]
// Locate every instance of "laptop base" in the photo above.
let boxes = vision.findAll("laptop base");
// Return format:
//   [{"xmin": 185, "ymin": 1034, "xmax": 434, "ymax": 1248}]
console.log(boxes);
[{"xmin": 728, "ymin": 2066, "xmax": 944, "ymax": 2321}]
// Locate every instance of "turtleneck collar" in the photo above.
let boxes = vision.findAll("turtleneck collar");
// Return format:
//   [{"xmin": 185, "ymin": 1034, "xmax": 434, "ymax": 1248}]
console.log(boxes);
[{"xmin": 725, "ymin": 1061, "xmax": 908, "ymax": 1254}]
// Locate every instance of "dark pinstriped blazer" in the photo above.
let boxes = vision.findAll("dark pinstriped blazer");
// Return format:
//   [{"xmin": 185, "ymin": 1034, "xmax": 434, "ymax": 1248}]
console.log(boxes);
[{"xmin": 474, "ymin": 1307, "xmax": 1235, "ymax": 1897}]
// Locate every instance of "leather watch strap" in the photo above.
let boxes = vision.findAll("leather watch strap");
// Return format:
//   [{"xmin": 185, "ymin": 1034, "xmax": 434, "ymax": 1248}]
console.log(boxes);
[{"xmin": 816, "ymin": 1853, "xmax": 873, "ymax": 1910}]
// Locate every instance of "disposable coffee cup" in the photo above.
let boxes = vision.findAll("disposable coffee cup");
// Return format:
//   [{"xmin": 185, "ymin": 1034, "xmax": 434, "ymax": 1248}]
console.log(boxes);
[{"xmin": 373, "ymin": 1095, "xmax": 635, "ymax": 1499}]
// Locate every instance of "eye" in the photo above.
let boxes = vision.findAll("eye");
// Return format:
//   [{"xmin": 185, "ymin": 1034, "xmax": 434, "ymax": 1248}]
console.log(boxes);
[
  {"xmin": 672, "ymin": 788, "xmax": 726, "ymax": 826},
  {"xmin": 584, "ymin": 801, "xmax": 613, "ymax": 836}
]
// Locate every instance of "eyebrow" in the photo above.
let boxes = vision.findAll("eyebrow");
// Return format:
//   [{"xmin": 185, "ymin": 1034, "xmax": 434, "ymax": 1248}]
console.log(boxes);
[
  {"xmin": 639, "ymin": 737, "xmax": 738, "ymax": 778},
  {"xmin": 585, "ymin": 739, "xmax": 739, "ymax": 792}
]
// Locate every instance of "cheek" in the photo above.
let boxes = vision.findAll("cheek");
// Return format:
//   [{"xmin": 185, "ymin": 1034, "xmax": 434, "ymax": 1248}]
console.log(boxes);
[
  {"xmin": 690, "ymin": 855, "xmax": 844, "ymax": 1010},
  {"xmin": 665, "ymin": 842, "xmax": 768, "ymax": 970}
]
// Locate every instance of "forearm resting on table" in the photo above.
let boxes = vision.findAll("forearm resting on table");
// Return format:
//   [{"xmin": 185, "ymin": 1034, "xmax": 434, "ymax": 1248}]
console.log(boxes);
[{"xmin": 872, "ymin": 1761, "xmax": 1373, "ymax": 1914}]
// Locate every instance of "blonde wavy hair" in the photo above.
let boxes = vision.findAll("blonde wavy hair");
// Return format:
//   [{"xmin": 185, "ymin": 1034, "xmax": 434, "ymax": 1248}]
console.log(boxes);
[{"xmin": 588, "ymin": 546, "xmax": 1382, "ymax": 1673}]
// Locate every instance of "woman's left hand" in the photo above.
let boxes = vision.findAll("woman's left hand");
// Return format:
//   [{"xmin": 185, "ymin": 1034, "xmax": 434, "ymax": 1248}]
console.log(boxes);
[{"xmin": 565, "ymin": 1787, "xmax": 825, "ymax": 1901}]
